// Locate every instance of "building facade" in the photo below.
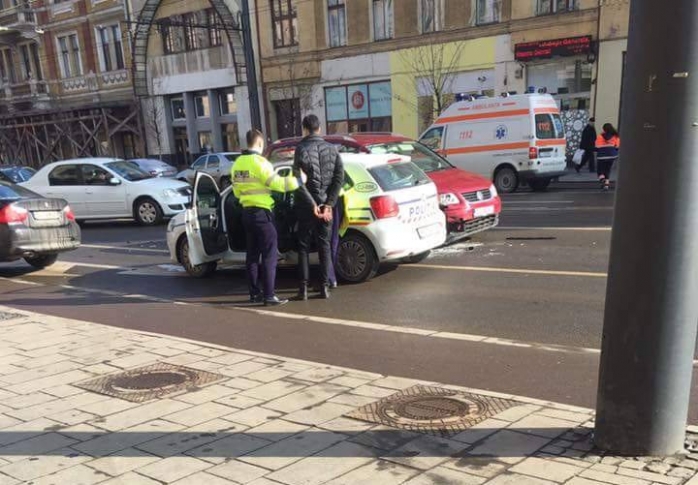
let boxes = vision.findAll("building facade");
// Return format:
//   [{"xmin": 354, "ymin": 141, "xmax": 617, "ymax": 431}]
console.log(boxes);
[
  {"xmin": 0, "ymin": 0, "xmax": 142, "ymax": 166},
  {"xmin": 254, "ymin": 0, "xmax": 630, "ymax": 152}
]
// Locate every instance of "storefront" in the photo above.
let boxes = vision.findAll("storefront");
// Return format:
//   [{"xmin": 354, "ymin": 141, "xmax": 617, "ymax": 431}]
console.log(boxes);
[{"xmin": 324, "ymin": 81, "xmax": 392, "ymax": 134}]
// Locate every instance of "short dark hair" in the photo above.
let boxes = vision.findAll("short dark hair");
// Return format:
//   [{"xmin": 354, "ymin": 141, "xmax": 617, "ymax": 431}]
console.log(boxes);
[
  {"xmin": 589, "ymin": 117, "xmax": 596, "ymax": 122},
  {"xmin": 246, "ymin": 128, "xmax": 264, "ymax": 146},
  {"xmin": 302, "ymin": 115, "xmax": 320, "ymax": 133}
]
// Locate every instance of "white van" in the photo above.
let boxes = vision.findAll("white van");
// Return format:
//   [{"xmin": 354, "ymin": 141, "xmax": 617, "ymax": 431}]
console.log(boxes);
[{"xmin": 419, "ymin": 94, "xmax": 567, "ymax": 193}]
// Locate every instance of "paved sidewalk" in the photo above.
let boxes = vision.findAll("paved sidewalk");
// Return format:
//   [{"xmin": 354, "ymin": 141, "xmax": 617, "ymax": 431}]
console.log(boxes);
[{"xmin": 0, "ymin": 306, "xmax": 695, "ymax": 485}]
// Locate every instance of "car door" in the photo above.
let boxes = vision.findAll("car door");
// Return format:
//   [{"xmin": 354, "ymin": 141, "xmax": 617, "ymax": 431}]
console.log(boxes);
[
  {"xmin": 185, "ymin": 172, "xmax": 229, "ymax": 266},
  {"xmin": 80, "ymin": 164, "xmax": 129, "ymax": 217},
  {"xmin": 205, "ymin": 155, "xmax": 222, "ymax": 181},
  {"xmin": 187, "ymin": 156, "xmax": 207, "ymax": 184},
  {"xmin": 271, "ymin": 166, "xmax": 297, "ymax": 252},
  {"xmin": 45, "ymin": 164, "xmax": 89, "ymax": 217}
]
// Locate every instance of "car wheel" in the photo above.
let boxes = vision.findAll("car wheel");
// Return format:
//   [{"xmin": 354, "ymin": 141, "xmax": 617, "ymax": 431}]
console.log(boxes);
[
  {"xmin": 24, "ymin": 254, "xmax": 58, "ymax": 269},
  {"xmin": 336, "ymin": 233, "xmax": 379, "ymax": 283},
  {"xmin": 403, "ymin": 251, "xmax": 431, "ymax": 264},
  {"xmin": 494, "ymin": 166, "xmax": 519, "ymax": 194},
  {"xmin": 220, "ymin": 177, "xmax": 231, "ymax": 189},
  {"xmin": 529, "ymin": 178, "xmax": 552, "ymax": 192},
  {"xmin": 134, "ymin": 198, "xmax": 163, "ymax": 226},
  {"xmin": 178, "ymin": 235, "xmax": 217, "ymax": 278}
]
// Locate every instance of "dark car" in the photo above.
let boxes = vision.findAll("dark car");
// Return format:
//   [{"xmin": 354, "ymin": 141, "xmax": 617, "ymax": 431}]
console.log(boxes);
[
  {"xmin": 0, "ymin": 181, "xmax": 81, "ymax": 269},
  {"xmin": 0, "ymin": 165, "xmax": 37, "ymax": 184}
]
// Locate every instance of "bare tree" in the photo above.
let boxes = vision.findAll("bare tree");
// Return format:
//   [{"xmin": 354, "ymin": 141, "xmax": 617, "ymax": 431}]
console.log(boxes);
[
  {"xmin": 274, "ymin": 64, "xmax": 320, "ymax": 138},
  {"xmin": 396, "ymin": 42, "xmax": 466, "ymax": 132},
  {"xmin": 144, "ymin": 98, "xmax": 165, "ymax": 160}
]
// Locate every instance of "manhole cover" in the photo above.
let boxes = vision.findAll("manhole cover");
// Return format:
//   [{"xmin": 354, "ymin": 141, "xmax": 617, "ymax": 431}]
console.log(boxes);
[
  {"xmin": 346, "ymin": 385, "xmax": 518, "ymax": 437},
  {"xmin": 74, "ymin": 363, "xmax": 226, "ymax": 402}
]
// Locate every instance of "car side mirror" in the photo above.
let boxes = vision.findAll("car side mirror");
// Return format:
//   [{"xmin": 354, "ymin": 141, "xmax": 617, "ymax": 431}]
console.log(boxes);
[{"xmin": 109, "ymin": 177, "xmax": 121, "ymax": 186}]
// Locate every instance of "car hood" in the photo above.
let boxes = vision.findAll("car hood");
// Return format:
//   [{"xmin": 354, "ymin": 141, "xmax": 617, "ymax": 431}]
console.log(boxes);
[
  {"xmin": 426, "ymin": 168, "xmax": 492, "ymax": 194},
  {"xmin": 131, "ymin": 177, "xmax": 190, "ymax": 190}
]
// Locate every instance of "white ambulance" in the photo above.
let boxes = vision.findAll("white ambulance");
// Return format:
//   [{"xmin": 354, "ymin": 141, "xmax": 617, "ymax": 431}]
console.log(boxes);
[{"xmin": 419, "ymin": 94, "xmax": 567, "ymax": 193}]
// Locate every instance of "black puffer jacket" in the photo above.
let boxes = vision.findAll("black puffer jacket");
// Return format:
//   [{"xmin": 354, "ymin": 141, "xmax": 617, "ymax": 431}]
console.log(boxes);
[{"xmin": 292, "ymin": 135, "xmax": 344, "ymax": 211}]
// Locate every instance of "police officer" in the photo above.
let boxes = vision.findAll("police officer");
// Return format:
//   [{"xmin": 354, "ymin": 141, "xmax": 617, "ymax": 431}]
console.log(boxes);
[{"xmin": 231, "ymin": 129, "xmax": 303, "ymax": 306}]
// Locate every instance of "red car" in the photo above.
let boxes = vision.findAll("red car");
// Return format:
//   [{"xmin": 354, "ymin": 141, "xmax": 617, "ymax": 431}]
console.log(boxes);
[{"xmin": 267, "ymin": 133, "xmax": 502, "ymax": 241}]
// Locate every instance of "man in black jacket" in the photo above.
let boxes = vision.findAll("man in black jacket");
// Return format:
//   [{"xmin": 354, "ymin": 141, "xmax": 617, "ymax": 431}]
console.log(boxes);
[
  {"xmin": 292, "ymin": 115, "xmax": 345, "ymax": 300},
  {"xmin": 577, "ymin": 117, "xmax": 597, "ymax": 173}
]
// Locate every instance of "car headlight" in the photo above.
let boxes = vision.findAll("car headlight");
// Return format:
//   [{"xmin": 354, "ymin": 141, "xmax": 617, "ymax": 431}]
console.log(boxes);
[
  {"xmin": 162, "ymin": 189, "xmax": 179, "ymax": 198},
  {"xmin": 489, "ymin": 184, "xmax": 498, "ymax": 198},
  {"xmin": 439, "ymin": 193, "xmax": 460, "ymax": 206}
]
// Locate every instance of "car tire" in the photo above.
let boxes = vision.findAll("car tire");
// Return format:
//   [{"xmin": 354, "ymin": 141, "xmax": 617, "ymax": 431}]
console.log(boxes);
[
  {"xmin": 134, "ymin": 198, "xmax": 163, "ymax": 226},
  {"xmin": 24, "ymin": 254, "xmax": 58, "ymax": 269},
  {"xmin": 336, "ymin": 232, "xmax": 379, "ymax": 283},
  {"xmin": 178, "ymin": 235, "xmax": 217, "ymax": 278},
  {"xmin": 403, "ymin": 251, "xmax": 431, "ymax": 264},
  {"xmin": 494, "ymin": 166, "xmax": 519, "ymax": 194},
  {"xmin": 529, "ymin": 178, "xmax": 552, "ymax": 192}
]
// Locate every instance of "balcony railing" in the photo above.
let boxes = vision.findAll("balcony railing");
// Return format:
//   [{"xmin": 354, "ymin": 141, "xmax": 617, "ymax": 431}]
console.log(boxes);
[{"xmin": 0, "ymin": 78, "xmax": 48, "ymax": 101}]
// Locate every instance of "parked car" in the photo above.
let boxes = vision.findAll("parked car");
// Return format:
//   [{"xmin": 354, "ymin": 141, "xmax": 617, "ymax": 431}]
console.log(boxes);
[
  {"xmin": 175, "ymin": 152, "xmax": 241, "ymax": 187},
  {"xmin": 128, "ymin": 159, "xmax": 177, "ymax": 178},
  {"xmin": 267, "ymin": 133, "xmax": 501, "ymax": 242},
  {"xmin": 0, "ymin": 165, "xmax": 37, "ymax": 184},
  {"xmin": 419, "ymin": 93, "xmax": 567, "ymax": 193},
  {"xmin": 0, "ymin": 180, "xmax": 80, "ymax": 269},
  {"xmin": 167, "ymin": 154, "xmax": 447, "ymax": 283},
  {"xmin": 20, "ymin": 158, "xmax": 192, "ymax": 226}
]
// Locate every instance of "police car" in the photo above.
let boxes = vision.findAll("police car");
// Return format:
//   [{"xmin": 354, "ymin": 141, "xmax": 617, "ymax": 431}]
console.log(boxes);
[{"xmin": 166, "ymin": 154, "xmax": 447, "ymax": 283}]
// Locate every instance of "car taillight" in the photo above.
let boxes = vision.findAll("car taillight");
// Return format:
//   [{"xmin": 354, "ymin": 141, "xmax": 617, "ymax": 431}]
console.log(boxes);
[
  {"xmin": 63, "ymin": 205, "xmax": 76, "ymax": 221},
  {"xmin": 529, "ymin": 147, "xmax": 538, "ymax": 159},
  {"xmin": 370, "ymin": 195, "xmax": 399, "ymax": 219},
  {"xmin": 0, "ymin": 204, "xmax": 28, "ymax": 223}
]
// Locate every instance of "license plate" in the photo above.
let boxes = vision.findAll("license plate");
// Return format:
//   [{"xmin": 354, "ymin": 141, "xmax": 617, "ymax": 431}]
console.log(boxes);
[
  {"xmin": 474, "ymin": 205, "xmax": 495, "ymax": 218},
  {"xmin": 417, "ymin": 224, "xmax": 440, "ymax": 239},
  {"xmin": 32, "ymin": 211, "xmax": 61, "ymax": 220}
]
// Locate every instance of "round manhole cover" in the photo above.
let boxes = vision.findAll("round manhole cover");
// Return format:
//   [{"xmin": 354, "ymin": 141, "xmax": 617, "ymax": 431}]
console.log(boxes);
[
  {"xmin": 109, "ymin": 370, "xmax": 194, "ymax": 393},
  {"xmin": 395, "ymin": 397, "xmax": 471, "ymax": 420},
  {"xmin": 376, "ymin": 392, "xmax": 488, "ymax": 428}
]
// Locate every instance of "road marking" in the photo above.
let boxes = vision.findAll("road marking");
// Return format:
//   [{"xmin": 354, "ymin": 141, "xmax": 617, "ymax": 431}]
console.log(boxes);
[
  {"xmin": 59, "ymin": 261, "xmax": 122, "ymax": 270},
  {"xmin": 504, "ymin": 200, "xmax": 575, "ymax": 205},
  {"xmin": 495, "ymin": 227, "xmax": 611, "ymax": 231},
  {"xmin": 81, "ymin": 243, "xmax": 169, "ymax": 254},
  {"xmin": 410, "ymin": 264, "xmax": 607, "ymax": 278},
  {"xmin": 504, "ymin": 207, "xmax": 612, "ymax": 212}
]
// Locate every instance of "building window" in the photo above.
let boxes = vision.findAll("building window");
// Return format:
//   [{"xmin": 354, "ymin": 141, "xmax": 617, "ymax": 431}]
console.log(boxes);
[
  {"xmin": 373, "ymin": 0, "xmax": 393, "ymax": 41},
  {"xmin": 56, "ymin": 33, "xmax": 82, "ymax": 78},
  {"xmin": 219, "ymin": 90, "xmax": 236, "ymax": 115},
  {"xmin": 195, "ymin": 93, "xmax": 210, "ymax": 118},
  {"xmin": 198, "ymin": 131, "xmax": 213, "ymax": 152},
  {"xmin": 207, "ymin": 9, "xmax": 222, "ymax": 47},
  {"xmin": 183, "ymin": 12, "xmax": 202, "ymax": 51},
  {"xmin": 537, "ymin": 0, "xmax": 577, "ymax": 15},
  {"xmin": 171, "ymin": 97, "xmax": 185, "ymax": 120},
  {"xmin": 325, "ymin": 81, "xmax": 392, "ymax": 134},
  {"xmin": 271, "ymin": 0, "xmax": 297, "ymax": 48},
  {"xmin": 96, "ymin": 24, "xmax": 125, "ymax": 72},
  {"xmin": 328, "ymin": 0, "xmax": 346, "ymax": 48},
  {"xmin": 421, "ymin": 0, "xmax": 444, "ymax": 33},
  {"xmin": 0, "ymin": 48, "xmax": 16, "ymax": 84},
  {"xmin": 476, "ymin": 0, "xmax": 501, "ymax": 25},
  {"xmin": 274, "ymin": 99, "xmax": 301, "ymax": 138},
  {"xmin": 222, "ymin": 123, "xmax": 239, "ymax": 152}
]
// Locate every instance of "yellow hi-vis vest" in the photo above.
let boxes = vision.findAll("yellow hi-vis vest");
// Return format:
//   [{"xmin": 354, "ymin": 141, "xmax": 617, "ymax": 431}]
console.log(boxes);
[{"xmin": 231, "ymin": 152, "xmax": 300, "ymax": 210}]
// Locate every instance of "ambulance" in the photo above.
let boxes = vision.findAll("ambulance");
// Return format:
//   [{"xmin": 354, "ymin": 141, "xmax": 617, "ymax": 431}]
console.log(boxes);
[{"xmin": 419, "ymin": 94, "xmax": 567, "ymax": 193}]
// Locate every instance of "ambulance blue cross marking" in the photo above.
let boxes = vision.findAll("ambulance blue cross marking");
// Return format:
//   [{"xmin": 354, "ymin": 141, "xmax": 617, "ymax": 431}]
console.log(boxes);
[{"xmin": 496, "ymin": 126, "xmax": 508, "ymax": 140}]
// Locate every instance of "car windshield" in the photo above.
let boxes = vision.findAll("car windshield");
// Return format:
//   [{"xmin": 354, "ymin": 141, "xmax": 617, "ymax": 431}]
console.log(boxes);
[
  {"xmin": 0, "ymin": 167, "xmax": 36, "ymax": 183},
  {"xmin": 368, "ymin": 141, "xmax": 452, "ymax": 173},
  {"xmin": 224, "ymin": 154, "xmax": 239, "ymax": 162},
  {"xmin": 368, "ymin": 162, "xmax": 431, "ymax": 192},
  {"xmin": 0, "ymin": 181, "xmax": 39, "ymax": 200},
  {"xmin": 105, "ymin": 161, "xmax": 151, "ymax": 181}
]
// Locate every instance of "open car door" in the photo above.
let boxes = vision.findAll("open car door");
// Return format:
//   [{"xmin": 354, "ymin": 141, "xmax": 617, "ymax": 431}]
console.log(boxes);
[
  {"xmin": 272, "ymin": 165, "xmax": 298, "ymax": 252},
  {"xmin": 185, "ymin": 172, "xmax": 229, "ymax": 266}
]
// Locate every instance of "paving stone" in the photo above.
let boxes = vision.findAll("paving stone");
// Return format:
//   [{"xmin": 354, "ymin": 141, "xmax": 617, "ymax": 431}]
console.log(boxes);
[
  {"xmin": 443, "ymin": 456, "xmax": 510, "ymax": 478},
  {"xmin": 267, "ymin": 441, "xmax": 375, "ymax": 485},
  {"xmin": 240, "ymin": 429, "xmax": 346, "ymax": 471},
  {"xmin": 48, "ymin": 409, "xmax": 97, "ymax": 426},
  {"xmin": 78, "ymin": 399, "xmax": 139, "ymax": 417},
  {"xmin": 348, "ymin": 385, "xmax": 397, "ymax": 399},
  {"xmin": 74, "ymin": 421, "xmax": 175, "ymax": 456},
  {"xmin": 85, "ymin": 449, "xmax": 161, "ymax": 476},
  {"xmin": 535, "ymin": 409, "xmax": 592, "ymax": 423},
  {"xmin": 184, "ymin": 360, "xmax": 226, "ymax": 373},
  {"xmin": 225, "ymin": 406, "xmax": 283, "ymax": 428},
  {"xmin": 51, "ymin": 422, "xmax": 105, "ymax": 442},
  {"xmin": 0, "ymin": 447, "xmax": 91, "ymax": 481},
  {"xmin": 291, "ymin": 367, "xmax": 345, "ymax": 383},
  {"xmin": 209, "ymin": 352, "xmax": 254, "ymax": 366},
  {"xmin": 149, "ymin": 347, "xmax": 186, "ymax": 357},
  {"xmin": 215, "ymin": 395, "xmax": 266, "ymax": 410},
  {"xmin": 165, "ymin": 402, "xmax": 237, "ymax": 427},
  {"xmin": 95, "ymin": 399, "xmax": 191, "ymax": 431},
  {"xmin": 384, "ymin": 435, "xmax": 467, "ymax": 471},
  {"xmin": 580, "ymin": 468, "xmax": 652, "ymax": 484},
  {"xmin": 99, "ymin": 473, "xmax": 166, "ymax": 485},
  {"xmin": 209, "ymin": 459, "xmax": 270, "ymax": 483},
  {"xmin": 162, "ymin": 354, "xmax": 207, "ymax": 366},
  {"xmin": 645, "ymin": 462, "xmax": 672, "ymax": 475},
  {"xmin": 218, "ymin": 361, "xmax": 270, "ymax": 378},
  {"xmin": 174, "ymin": 385, "xmax": 239, "ymax": 405},
  {"xmin": 25, "ymin": 464, "xmax": 109, "ymax": 485},
  {"xmin": 43, "ymin": 385, "xmax": 86, "ymax": 398},
  {"xmin": 327, "ymin": 394, "xmax": 377, "ymax": 408},
  {"xmin": 5, "ymin": 369, "xmax": 93, "ymax": 395},
  {"xmin": 283, "ymin": 403, "xmax": 355, "ymax": 426},
  {"xmin": 508, "ymin": 414, "xmax": 578, "ymax": 440},
  {"xmin": 511, "ymin": 456, "xmax": 584, "ymax": 482},
  {"xmin": 136, "ymin": 456, "xmax": 211, "ymax": 483},
  {"xmin": 403, "ymin": 467, "xmax": 486, "ymax": 485},
  {"xmin": 0, "ymin": 432, "xmax": 77, "ymax": 463},
  {"xmin": 186, "ymin": 433, "xmax": 271, "ymax": 465},
  {"xmin": 590, "ymin": 463, "xmax": 619, "ymax": 474},
  {"xmin": 493, "ymin": 405, "xmax": 542, "ymax": 423},
  {"xmin": 0, "ymin": 360, "xmax": 82, "ymax": 385},
  {"xmin": 369, "ymin": 377, "xmax": 424, "ymax": 390},
  {"xmin": 452, "ymin": 418, "xmax": 510, "ymax": 444},
  {"xmin": 264, "ymin": 384, "xmax": 349, "ymax": 414},
  {"xmin": 468, "ymin": 430, "xmax": 551, "ymax": 465},
  {"xmin": 136, "ymin": 419, "xmax": 246, "ymax": 457},
  {"xmin": 668, "ymin": 467, "xmax": 695, "ymax": 479},
  {"xmin": 0, "ymin": 416, "xmax": 20, "ymax": 431},
  {"xmin": 244, "ymin": 368, "xmax": 293, "ymax": 383},
  {"xmin": 0, "ymin": 472, "xmax": 19, "ymax": 484},
  {"xmin": 567, "ymin": 478, "xmax": 618, "ymax": 485},
  {"xmin": 0, "ymin": 392, "xmax": 55, "ymax": 410},
  {"xmin": 172, "ymin": 471, "xmax": 240, "ymax": 484},
  {"xmin": 7, "ymin": 392, "xmax": 106, "ymax": 422},
  {"xmin": 615, "ymin": 468, "xmax": 681, "ymax": 484},
  {"xmin": 324, "ymin": 460, "xmax": 420, "ymax": 485},
  {"xmin": 224, "ymin": 378, "xmax": 265, "ymax": 391},
  {"xmin": 317, "ymin": 417, "xmax": 375, "ymax": 435},
  {"xmin": 349, "ymin": 425, "xmax": 420, "ymax": 451},
  {"xmin": 107, "ymin": 353, "xmax": 159, "ymax": 369},
  {"xmin": 486, "ymin": 473, "xmax": 557, "ymax": 485},
  {"xmin": 328, "ymin": 376, "xmax": 372, "ymax": 389},
  {"xmin": 241, "ymin": 380, "xmax": 308, "ymax": 402}
]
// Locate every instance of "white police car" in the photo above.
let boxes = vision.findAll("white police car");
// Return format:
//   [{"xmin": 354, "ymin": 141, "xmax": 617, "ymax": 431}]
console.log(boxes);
[{"xmin": 166, "ymin": 154, "xmax": 446, "ymax": 283}]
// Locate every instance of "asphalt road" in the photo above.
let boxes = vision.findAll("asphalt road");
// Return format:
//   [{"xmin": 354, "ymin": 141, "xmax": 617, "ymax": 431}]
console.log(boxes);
[{"xmin": 3, "ymin": 183, "xmax": 698, "ymax": 421}]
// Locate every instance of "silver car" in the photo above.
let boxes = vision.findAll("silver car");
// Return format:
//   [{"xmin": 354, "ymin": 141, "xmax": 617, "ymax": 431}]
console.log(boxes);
[
  {"xmin": 128, "ymin": 159, "xmax": 177, "ymax": 178},
  {"xmin": 176, "ymin": 152, "xmax": 241, "ymax": 188}
]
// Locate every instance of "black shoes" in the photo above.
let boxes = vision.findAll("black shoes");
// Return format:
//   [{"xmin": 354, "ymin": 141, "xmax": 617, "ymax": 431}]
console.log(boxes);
[
  {"xmin": 264, "ymin": 296, "xmax": 289, "ymax": 307},
  {"xmin": 250, "ymin": 293, "xmax": 264, "ymax": 304},
  {"xmin": 295, "ymin": 285, "xmax": 308, "ymax": 302}
]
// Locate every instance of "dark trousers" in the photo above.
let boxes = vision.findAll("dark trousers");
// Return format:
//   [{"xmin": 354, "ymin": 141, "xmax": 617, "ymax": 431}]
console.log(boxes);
[
  {"xmin": 242, "ymin": 207, "xmax": 278, "ymax": 299},
  {"xmin": 597, "ymin": 158, "xmax": 616, "ymax": 180},
  {"xmin": 327, "ymin": 199, "xmax": 344, "ymax": 285},
  {"xmin": 579, "ymin": 149, "xmax": 595, "ymax": 171},
  {"xmin": 297, "ymin": 212, "xmax": 332, "ymax": 287}
]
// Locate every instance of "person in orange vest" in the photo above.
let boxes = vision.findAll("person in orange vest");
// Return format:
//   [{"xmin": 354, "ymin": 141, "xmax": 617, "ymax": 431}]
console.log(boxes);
[{"xmin": 596, "ymin": 123, "xmax": 621, "ymax": 191}]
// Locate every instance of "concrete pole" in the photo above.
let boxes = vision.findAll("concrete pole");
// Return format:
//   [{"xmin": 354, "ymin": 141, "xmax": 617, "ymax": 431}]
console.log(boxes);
[
  {"xmin": 241, "ymin": 0, "xmax": 261, "ymax": 130},
  {"xmin": 595, "ymin": 0, "xmax": 698, "ymax": 455}
]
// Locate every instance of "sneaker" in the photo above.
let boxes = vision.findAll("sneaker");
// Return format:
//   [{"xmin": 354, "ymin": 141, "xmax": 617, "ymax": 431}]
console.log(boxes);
[
  {"xmin": 264, "ymin": 296, "xmax": 289, "ymax": 307},
  {"xmin": 249, "ymin": 294, "xmax": 264, "ymax": 304}
]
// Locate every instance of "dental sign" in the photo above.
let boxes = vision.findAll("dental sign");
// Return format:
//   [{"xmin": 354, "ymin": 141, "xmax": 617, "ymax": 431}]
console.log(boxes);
[{"xmin": 515, "ymin": 36, "xmax": 592, "ymax": 61}]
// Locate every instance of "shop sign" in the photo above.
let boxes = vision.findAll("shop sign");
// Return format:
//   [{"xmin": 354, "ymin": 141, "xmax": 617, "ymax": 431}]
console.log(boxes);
[
  {"xmin": 326, "ymin": 87, "xmax": 348, "ymax": 122},
  {"xmin": 369, "ymin": 82, "xmax": 392, "ymax": 118},
  {"xmin": 515, "ymin": 35, "xmax": 592, "ymax": 61},
  {"xmin": 348, "ymin": 85, "xmax": 369, "ymax": 120}
]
